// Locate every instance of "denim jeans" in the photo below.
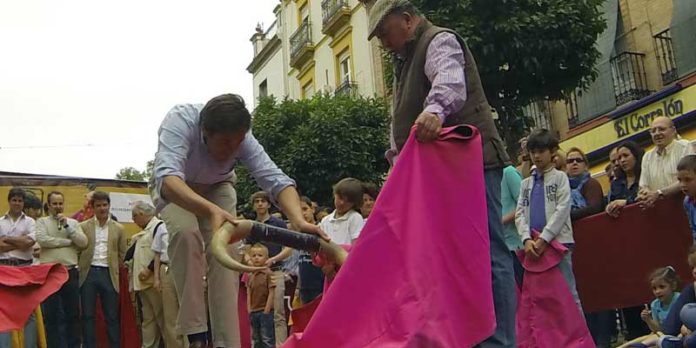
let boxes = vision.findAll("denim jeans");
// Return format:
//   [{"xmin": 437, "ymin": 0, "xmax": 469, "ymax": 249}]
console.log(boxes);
[
  {"xmin": 477, "ymin": 168, "xmax": 517, "ymax": 348},
  {"xmin": 81, "ymin": 266, "xmax": 120, "ymax": 348},
  {"xmin": 0, "ymin": 312, "xmax": 37, "ymax": 348},
  {"xmin": 250, "ymin": 311, "xmax": 275, "ymax": 348},
  {"xmin": 558, "ymin": 250, "xmax": 583, "ymax": 314},
  {"xmin": 43, "ymin": 267, "xmax": 81, "ymax": 348}
]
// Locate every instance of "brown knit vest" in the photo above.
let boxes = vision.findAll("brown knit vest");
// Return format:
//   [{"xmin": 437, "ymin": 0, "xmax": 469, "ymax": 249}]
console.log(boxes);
[{"xmin": 391, "ymin": 20, "xmax": 509, "ymax": 169}]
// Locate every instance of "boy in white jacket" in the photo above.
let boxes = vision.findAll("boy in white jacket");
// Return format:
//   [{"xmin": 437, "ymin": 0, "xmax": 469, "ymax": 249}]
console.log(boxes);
[{"xmin": 515, "ymin": 129, "xmax": 581, "ymax": 310}]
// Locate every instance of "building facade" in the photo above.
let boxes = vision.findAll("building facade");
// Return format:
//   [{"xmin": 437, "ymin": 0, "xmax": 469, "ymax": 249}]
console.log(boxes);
[
  {"xmin": 248, "ymin": 0, "xmax": 386, "ymax": 106},
  {"xmin": 531, "ymin": 0, "xmax": 696, "ymax": 185}
]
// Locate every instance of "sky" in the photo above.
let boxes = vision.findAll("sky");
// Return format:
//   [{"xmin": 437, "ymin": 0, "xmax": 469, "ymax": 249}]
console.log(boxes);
[{"xmin": 0, "ymin": 0, "xmax": 278, "ymax": 179}]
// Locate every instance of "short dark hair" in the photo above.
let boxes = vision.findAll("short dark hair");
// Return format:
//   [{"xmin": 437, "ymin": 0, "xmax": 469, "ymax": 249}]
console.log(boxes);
[
  {"xmin": 300, "ymin": 196, "xmax": 313, "ymax": 206},
  {"xmin": 8, "ymin": 187, "xmax": 26, "ymax": 202},
  {"xmin": 23, "ymin": 193, "xmax": 42, "ymax": 210},
  {"xmin": 678, "ymin": 154, "xmax": 696, "ymax": 173},
  {"xmin": 526, "ymin": 129, "xmax": 559, "ymax": 152},
  {"xmin": 614, "ymin": 141, "xmax": 645, "ymax": 179},
  {"xmin": 90, "ymin": 191, "xmax": 110, "ymax": 206},
  {"xmin": 250, "ymin": 191, "xmax": 271, "ymax": 204},
  {"xmin": 333, "ymin": 178, "xmax": 364, "ymax": 211},
  {"xmin": 47, "ymin": 191, "xmax": 64, "ymax": 204},
  {"xmin": 362, "ymin": 182, "xmax": 380, "ymax": 200},
  {"xmin": 200, "ymin": 94, "xmax": 252, "ymax": 135}
]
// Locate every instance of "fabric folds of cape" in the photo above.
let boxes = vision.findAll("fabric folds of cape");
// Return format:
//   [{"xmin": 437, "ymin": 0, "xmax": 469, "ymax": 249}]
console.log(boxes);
[
  {"xmin": 282, "ymin": 125, "xmax": 495, "ymax": 348},
  {"xmin": 516, "ymin": 234, "xmax": 594, "ymax": 348},
  {"xmin": 0, "ymin": 263, "xmax": 67, "ymax": 331}
]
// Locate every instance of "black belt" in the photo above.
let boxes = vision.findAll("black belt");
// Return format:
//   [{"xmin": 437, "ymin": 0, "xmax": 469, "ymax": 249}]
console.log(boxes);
[{"xmin": 0, "ymin": 258, "xmax": 32, "ymax": 266}]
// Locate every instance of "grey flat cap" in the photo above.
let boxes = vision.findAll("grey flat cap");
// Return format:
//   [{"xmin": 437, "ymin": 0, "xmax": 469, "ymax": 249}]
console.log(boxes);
[{"xmin": 367, "ymin": 0, "xmax": 412, "ymax": 40}]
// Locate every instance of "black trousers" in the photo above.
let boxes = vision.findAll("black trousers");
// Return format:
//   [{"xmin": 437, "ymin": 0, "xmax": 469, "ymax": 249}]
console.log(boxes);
[
  {"xmin": 81, "ymin": 266, "xmax": 120, "ymax": 348},
  {"xmin": 43, "ymin": 267, "xmax": 81, "ymax": 348}
]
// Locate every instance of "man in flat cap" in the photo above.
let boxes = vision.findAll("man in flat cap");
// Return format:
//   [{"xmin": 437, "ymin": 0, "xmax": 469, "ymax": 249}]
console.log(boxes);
[{"xmin": 368, "ymin": 1, "xmax": 516, "ymax": 346}]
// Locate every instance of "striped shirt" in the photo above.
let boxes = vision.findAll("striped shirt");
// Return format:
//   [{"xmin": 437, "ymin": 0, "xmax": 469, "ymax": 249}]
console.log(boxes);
[
  {"xmin": 640, "ymin": 139, "xmax": 693, "ymax": 191},
  {"xmin": 388, "ymin": 32, "xmax": 467, "ymax": 163}
]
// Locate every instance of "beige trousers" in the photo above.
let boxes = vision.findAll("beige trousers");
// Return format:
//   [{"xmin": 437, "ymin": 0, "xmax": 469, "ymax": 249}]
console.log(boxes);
[
  {"xmin": 139, "ymin": 287, "xmax": 163, "ymax": 348},
  {"xmin": 272, "ymin": 270, "xmax": 287, "ymax": 345},
  {"xmin": 160, "ymin": 266, "xmax": 185, "ymax": 348},
  {"xmin": 160, "ymin": 182, "xmax": 241, "ymax": 348}
]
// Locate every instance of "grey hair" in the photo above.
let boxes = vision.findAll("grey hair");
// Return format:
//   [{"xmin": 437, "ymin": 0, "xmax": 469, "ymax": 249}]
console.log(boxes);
[{"xmin": 132, "ymin": 201, "xmax": 156, "ymax": 216}]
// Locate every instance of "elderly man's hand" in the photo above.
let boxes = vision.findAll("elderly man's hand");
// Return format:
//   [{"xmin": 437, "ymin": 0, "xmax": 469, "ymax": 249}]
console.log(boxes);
[
  {"xmin": 638, "ymin": 190, "xmax": 659, "ymax": 210},
  {"xmin": 415, "ymin": 111, "xmax": 442, "ymax": 142}
]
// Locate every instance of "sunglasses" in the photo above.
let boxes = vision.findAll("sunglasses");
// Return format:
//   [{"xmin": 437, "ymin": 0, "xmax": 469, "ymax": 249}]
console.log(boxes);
[{"xmin": 566, "ymin": 158, "xmax": 585, "ymax": 164}]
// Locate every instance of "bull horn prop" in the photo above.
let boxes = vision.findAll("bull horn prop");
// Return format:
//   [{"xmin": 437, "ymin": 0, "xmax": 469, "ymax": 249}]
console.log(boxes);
[{"xmin": 211, "ymin": 220, "xmax": 348, "ymax": 273}]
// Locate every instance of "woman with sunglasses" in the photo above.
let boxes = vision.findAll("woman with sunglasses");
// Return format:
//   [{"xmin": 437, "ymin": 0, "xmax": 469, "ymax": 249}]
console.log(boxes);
[{"xmin": 566, "ymin": 147, "xmax": 605, "ymax": 222}]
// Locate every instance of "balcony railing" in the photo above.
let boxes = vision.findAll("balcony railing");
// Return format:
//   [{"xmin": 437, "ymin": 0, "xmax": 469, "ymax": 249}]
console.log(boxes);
[
  {"xmin": 290, "ymin": 20, "xmax": 314, "ymax": 68},
  {"xmin": 335, "ymin": 80, "xmax": 357, "ymax": 96},
  {"xmin": 610, "ymin": 52, "xmax": 651, "ymax": 106},
  {"xmin": 322, "ymin": 0, "xmax": 351, "ymax": 35},
  {"xmin": 565, "ymin": 91, "xmax": 579, "ymax": 129},
  {"xmin": 522, "ymin": 99, "xmax": 554, "ymax": 131},
  {"xmin": 654, "ymin": 29, "xmax": 678, "ymax": 85}
]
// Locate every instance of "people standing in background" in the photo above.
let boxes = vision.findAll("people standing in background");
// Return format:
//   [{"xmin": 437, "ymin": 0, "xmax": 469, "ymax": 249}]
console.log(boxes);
[
  {"xmin": 36, "ymin": 191, "xmax": 87, "ymax": 348},
  {"xmin": 638, "ymin": 117, "xmax": 693, "ymax": 209},
  {"xmin": 361, "ymin": 183, "xmax": 380, "ymax": 220},
  {"xmin": 566, "ymin": 147, "xmax": 604, "ymax": 221},
  {"xmin": 77, "ymin": 191, "xmax": 126, "ymax": 348},
  {"xmin": 71, "ymin": 191, "xmax": 94, "ymax": 222},
  {"xmin": 606, "ymin": 141, "xmax": 645, "ymax": 218},
  {"xmin": 130, "ymin": 202, "xmax": 165, "ymax": 348}
]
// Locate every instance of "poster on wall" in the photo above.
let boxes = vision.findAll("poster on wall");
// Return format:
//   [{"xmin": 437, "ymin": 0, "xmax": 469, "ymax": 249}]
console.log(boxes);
[{"xmin": 109, "ymin": 192, "xmax": 153, "ymax": 223}]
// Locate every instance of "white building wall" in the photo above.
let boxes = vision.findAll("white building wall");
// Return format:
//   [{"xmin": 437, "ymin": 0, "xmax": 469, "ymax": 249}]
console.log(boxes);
[{"xmin": 251, "ymin": 45, "xmax": 286, "ymax": 106}]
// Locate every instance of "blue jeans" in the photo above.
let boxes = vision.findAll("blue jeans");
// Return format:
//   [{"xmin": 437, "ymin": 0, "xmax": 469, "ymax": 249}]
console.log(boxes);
[
  {"xmin": 250, "ymin": 311, "xmax": 275, "ymax": 348},
  {"xmin": 81, "ymin": 267, "xmax": 120, "ymax": 348},
  {"xmin": 477, "ymin": 168, "xmax": 517, "ymax": 348},
  {"xmin": 0, "ymin": 312, "xmax": 37, "ymax": 348},
  {"xmin": 43, "ymin": 267, "xmax": 81, "ymax": 348},
  {"xmin": 558, "ymin": 250, "xmax": 583, "ymax": 313}
]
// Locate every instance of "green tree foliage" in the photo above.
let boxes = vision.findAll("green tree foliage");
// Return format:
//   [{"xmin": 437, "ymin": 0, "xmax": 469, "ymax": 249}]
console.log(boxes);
[
  {"xmin": 115, "ymin": 160, "xmax": 154, "ymax": 182},
  {"xmin": 235, "ymin": 94, "xmax": 390, "ymax": 210},
  {"xmin": 409, "ymin": 0, "xmax": 606, "ymax": 156},
  {"xmin": 115, "ymin": 167, "xmax": 146, "ymax": 181}
]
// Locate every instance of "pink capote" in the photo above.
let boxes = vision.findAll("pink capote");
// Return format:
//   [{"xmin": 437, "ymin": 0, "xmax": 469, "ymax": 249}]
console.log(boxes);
[
  {"xmin": 516, "ymin": 233, "xmax": 594, "ymax": 348},
  {"xmin": 282, "ymin": 125, "xmax": 495, "ymax": 348}
]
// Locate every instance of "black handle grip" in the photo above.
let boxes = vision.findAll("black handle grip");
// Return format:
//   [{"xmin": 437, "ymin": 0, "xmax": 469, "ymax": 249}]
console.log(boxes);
[{"xmin": 249, "ymin": 222, "xmax": 322, "ymax": 253}]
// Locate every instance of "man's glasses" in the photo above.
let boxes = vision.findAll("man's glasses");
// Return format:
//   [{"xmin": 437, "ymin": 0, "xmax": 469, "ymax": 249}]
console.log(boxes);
[{"xmin": 566, "ymin": 158, "xmax": 585, "ymax": 164}]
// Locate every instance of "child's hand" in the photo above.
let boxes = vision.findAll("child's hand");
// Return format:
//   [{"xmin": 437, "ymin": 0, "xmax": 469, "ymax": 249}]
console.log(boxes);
[
  {"xmin": 154, "ymin": 278, "xmax": 161, "ymax": 292},
  {"xmin": 533, "ymin": 239, "xmax": 548, "ymax": 256},
  {"xmin": 524, "ymin": 240, "xmax": 539, "ymax": 259},
  {"xmin": 681, "ymin": 324, "xmax": 691, "ymax": 336},
  {"xmin": 640, "ymin": 305, "xmax": 651, "ymax": 322}
]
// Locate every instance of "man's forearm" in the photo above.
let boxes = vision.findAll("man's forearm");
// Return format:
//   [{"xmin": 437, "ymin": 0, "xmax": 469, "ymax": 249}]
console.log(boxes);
[
  {"xmin": 162, "ymin": 176, "xmax": 217, "ymax": 217},
  {"xmin": 662, "ymin": 182, "xmax": 683, "ymax": 197},
  {"xmin": 276, "ymin": 186, "xmax": 304, "ymax": 227},
  {"xmin": 4, "ymin": 236, "xmax": 35, "ymax": 249}
]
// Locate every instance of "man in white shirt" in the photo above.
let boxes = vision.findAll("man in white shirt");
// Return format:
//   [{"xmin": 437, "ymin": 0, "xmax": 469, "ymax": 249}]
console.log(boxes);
[
  {"xmin": 0, "ymin": 188, "xmax": 38, "ymax": 348},
  {"xmin": 638, "ymin": 116, "xmax": 693, "ymax": 208},
  {"xmin": 36, "ymin": 191, "xmax": 88, "ymax": 348},
  {"xmin": 77, "ymin": 191, "xmax": 127, "ymax": 348}
]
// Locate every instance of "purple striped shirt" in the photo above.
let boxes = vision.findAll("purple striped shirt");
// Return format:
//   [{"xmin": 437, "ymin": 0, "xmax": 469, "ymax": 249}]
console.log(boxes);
[{"xmin": 388, "ymin": 32, "xmax": 468, "ymax": 164}]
